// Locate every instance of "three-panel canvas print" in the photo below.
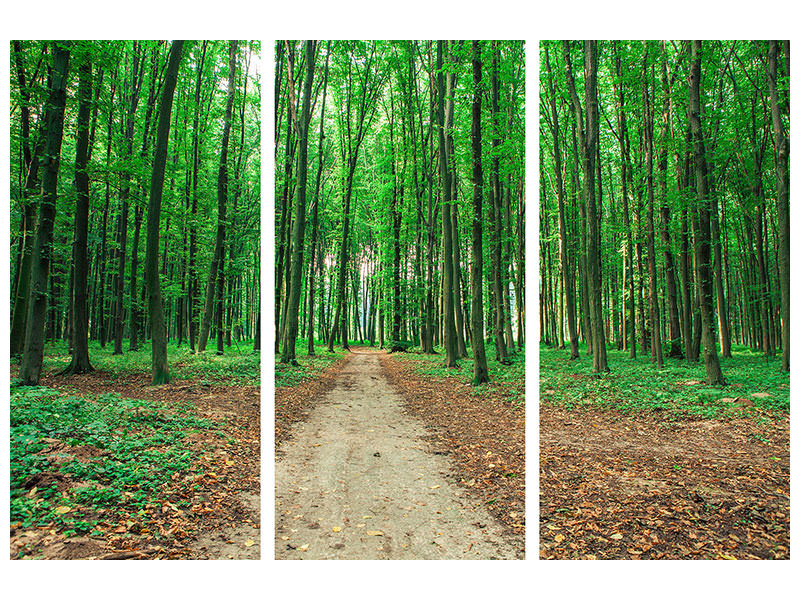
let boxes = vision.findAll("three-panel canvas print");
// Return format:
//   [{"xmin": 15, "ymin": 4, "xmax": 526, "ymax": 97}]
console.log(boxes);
[{"xmin": 6, "ymin": 38, "xmax": 789, "ymax": 565}]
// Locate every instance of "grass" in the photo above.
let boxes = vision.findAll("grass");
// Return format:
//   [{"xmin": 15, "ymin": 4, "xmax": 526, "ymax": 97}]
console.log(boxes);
[
  {"xmin": 10, "ymin": 383, "xmax": 212, "ymax": 540},
  {"xmin": 274, "ymin": 338, "xmax": 347, "ymax": 388},
  {"xmin": 540, "ymin": 342, "xmax": 789, "ymax": 419},
  {"xmin": 388, "ymin": 342, "xmax": 526, "ymax": 406},
  {"xmin": 13, "ymin": 338, "xmax": 261, "ymax": 386}
]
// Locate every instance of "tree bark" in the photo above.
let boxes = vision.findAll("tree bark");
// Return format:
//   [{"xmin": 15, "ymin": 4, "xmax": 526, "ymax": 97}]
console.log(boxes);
[
  {"xmin": 470, "ymin": 40, "xmax": 489, "ymax": 385},
  {"xmin": 199, "ymin": 41, "xmax": 237, "ymax": 352},
  {"xmin": 767, "ymin": 40, "xmax": 789, "ymax": 372},
  {"xmin": 20, "ymin": 42, "xmax": 70, "ymax": 385},
  {"xmin": 688, "ymin": 40, "xmax": 725, "ymax": 385},
  {"xmin": 281, "ymin": 40, "xmax": 316, "ymax": 364},
  {"xmin": 546, "ymin": 45, "xmax": 579, "ymax": 359},
  {"xmin": 438, "ymin": 40, "xmax": 458, "ymax": 368},
  {"xmin": 145, "ymin": 40, "xmax": 183, "ymax": 384},
  {"xmin": 63, "ymin": 50, "xmax": 93, "ymax": 375}
]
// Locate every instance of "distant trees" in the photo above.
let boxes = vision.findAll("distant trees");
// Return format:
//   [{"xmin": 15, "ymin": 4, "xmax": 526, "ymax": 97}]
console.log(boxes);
[
  {"xmin": 10, "ymin": 40, "xmax": 261, "ymax": 385},
  {"xmin": 540, "ymin": 40, "xmax": 790, "ymax": 382}
]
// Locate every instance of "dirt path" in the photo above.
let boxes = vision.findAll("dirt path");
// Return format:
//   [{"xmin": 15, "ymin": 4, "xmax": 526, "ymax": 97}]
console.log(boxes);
[{"xmin": 275, "ymin": 350, "xmax": 519, "ymax": 559}]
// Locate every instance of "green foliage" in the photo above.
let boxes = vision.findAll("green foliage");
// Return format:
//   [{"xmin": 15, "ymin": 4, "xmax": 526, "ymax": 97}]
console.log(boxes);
[
  {"xmin": 540, "ymin": 343, "xmax": 789, "ymax": 418},
  {"xmin": 274, "ymin": 339, "xmax": 346, "ymax": 388},
  {"xmin": 9, "ymin": 384, "xmax": 211, "ymax": 535},
  {"xmin": 34, "ymin": 339, "xmax": 260, "ymax": 386}
]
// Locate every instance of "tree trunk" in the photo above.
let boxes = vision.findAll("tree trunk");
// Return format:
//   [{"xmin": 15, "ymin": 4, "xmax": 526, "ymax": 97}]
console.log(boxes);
[
  {"xmin": 490, "ymin": 42, "xmax": 509, "ymax": 364},
  {"xmin": 470, "ymin": 40, "xmax": 489, "ymax": 385},
  {"xmin": 546, "ymin": 46, "xmax": 579, "ymax": 359},
  {"xmin": 688, "ymin": 40, "xmax": 725, "ymax": 385},
  {"xmin": 20, "ymin": 42, "xmax": 70, "ymax": 385},
  {"xmin": 767, "ymin": 40, "xmax": 789, "ymax": 372},
  {"xmin": 63, "ymin": 51, "xmax": 93, "ymax": 374},
  {"xmin": 145, "ymin": 40, "xmax": 183, "ymax": 384},
  {"xmin": 199, "ymin": 41, "xmax": 237, "ymax": 352},
  {"xmin": 642, "ymin": 47, "xmax": 663, "ymax": 368}
]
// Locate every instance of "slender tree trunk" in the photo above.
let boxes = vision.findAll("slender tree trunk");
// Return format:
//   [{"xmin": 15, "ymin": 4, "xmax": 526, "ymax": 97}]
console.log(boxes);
[
  {"xmin": 642, "ymin": 48, "xmax": 663, "ymax": 368},
  {"xmin": 490, "ymin": 42, "xmax": 509, "ymax": 364},
  {"xmin": 20, "ymin": 42, "xmax": 70, "ymax": 385},
  {"xmin": 546, "ymin": 46, "xmax": 579, "ymax": 359},
  {"xmin": 200, "ymin": 41, "xmax": 237, "ymax": 352},
  {"xmin": 145, "ymin": 40, "xmax": 183, "ymax": 384},
  {"xmin": 281, "ymin": 40, "xmax": 316, "ymax": 363},
  {"xmin": 470, "ymin": 40, "xmax": 489, "ymax": 384},
  {"xmin": 437, "ymin": 41, "xmax": 458, "ymax": 368},
  {"xmin": 63, "ymin": 53, "xmax": 94, "ymax": 374},
  {"xmin": 767, "ymin": 40, "xmax": 789, "ymax": 372},
  {"xmin": 688, "ymin": 40, "xmax": 725, "ymax": 385}
]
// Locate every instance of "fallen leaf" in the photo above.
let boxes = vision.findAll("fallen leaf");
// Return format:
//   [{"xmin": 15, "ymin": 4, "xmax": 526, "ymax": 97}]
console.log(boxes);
[
  {"xmin": 366, "ymin": 530, "xmax": 384, "ymax": 536},
  {"xmin": 245, "ymin": 539, "xmax": 255, "ymax": 547},
  {"xmin": 332, "ymin": 526, "xmax": 342, "ymax": 533}
]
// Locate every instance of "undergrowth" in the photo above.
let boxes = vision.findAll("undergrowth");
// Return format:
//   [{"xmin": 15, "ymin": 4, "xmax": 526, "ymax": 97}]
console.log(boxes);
[
  {"xmin": 10, "ymin": 384, "xmax": 212, "ymax": 539},
  {"xmin": 540, "ymin": 342, "xmax": 789, "ymax": 419},
  {"xmin": 274, "ymin": 339, "xmax": 346, "ymax": 388},
  {"xmin": 14, "ymin": 339, "xmax": 260, "ymax": 386}
]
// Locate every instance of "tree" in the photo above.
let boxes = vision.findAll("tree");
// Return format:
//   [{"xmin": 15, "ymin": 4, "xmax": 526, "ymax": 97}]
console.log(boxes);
[
  {"xmin": 767, "ymin": 40, "xmax": 789, "ymax": 372},
  {"xmin": 470, "ymin": 40, "xmax": 490, "ymax": 385},
  {"xmin": 144, "ymin": 39, "xmax": 183, "ymax": 384},
  {"xmin": 20, "ymin": 42, "xmax": 71, "ymax": 385},
  {"xmin": 688, "ymin": 40, "xmax": 724, "ymax": 385},
  {"xmin": 281, "ymin": 40, "xmax": 316, "ymax": 364},
  {"xmin": 199, "ymin": 41, "xmax": 237, "ymax": 353},
  {"xmin": 63, "ymin": 46, "xmax": 93, "ymax": 375}
]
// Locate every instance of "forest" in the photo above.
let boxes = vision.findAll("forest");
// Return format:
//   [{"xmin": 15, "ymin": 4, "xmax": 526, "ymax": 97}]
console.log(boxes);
[
  {"xmin": 539, "ymin": 40, "xmax": 789, "ymax": 560},
  {"xmin": 275, "ymin": 40, "xmax": 525, "ymax": 379},
  {"xmin": 274, "ymin": 40, "xmax": 526, "ymax": 559},
  {"xmin": 10, "ymin": 40, "xmax": 261, "ymax": 560}
]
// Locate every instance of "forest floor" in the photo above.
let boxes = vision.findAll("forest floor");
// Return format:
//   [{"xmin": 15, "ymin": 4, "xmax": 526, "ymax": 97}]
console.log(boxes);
[
  {"xmin": 540, "ymin": 343, "xmax": 789, "ymax": 560},
  {"xmin": 274, "ymin": 343, "xmax": 525, "ymax": 559},
  {"xmin": 10, "ymin": 341, "xmax": 260, "ymax": 560}
]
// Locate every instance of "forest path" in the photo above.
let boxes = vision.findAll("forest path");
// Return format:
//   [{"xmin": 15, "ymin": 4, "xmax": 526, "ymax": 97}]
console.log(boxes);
[{"xmin": 275, "ymin": 349, "xmax": 518, "ymax": 559}]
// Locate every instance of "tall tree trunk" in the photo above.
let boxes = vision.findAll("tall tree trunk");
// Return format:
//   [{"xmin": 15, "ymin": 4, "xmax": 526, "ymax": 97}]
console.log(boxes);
[
  {"xmin": 546, "ymin": 46, "xmax": 579, "ymax": 359},
  {"xmin": 438, "ymin": 41, "xmax": 458, "ymax": 368},
  {"xmin": 566, "ymin": 40, "xmax": 607, "ymax": 372},
  {"xmin": 20, "ymin": 42, "xmax": 70, "ymax": 385},
  {"xmin": 614, "ymin": 43, "xmax": 636, "ymax": 358},
  {"xmin": 767, "ymin": 40, "xmax": 789, "ymax": 372},
  {"xmin": 688, "ymin": 40, "xmax": 725, "ymax": 385},
  {"xmin": 145, "ymin": 40, "xmax": 183, "ymax": 384},
  {"xmin": 659, "ymin": 45, "xmax": 683, "ymax": 358},
  {"xmin": 490, "ymin": 42, "xmax": 509, "ymax": 364},
  {"xmin": 199, "ymin": 41, "xmax": 237, "ymax": 352},
  {"xmin": 63, "ymin": 51, "xmax": 93, "ymax": 374},
  {"xmin": 10, "ymin": 43, "xmax": 46, "ymax": 357},
  {"xmin": 281, "ymin": 40, "xmax": 316, "ymax": 364},
  {"xmin": 642, "ymin": 47, "xmax": 663, "ymax": 368},
  {"xmin": 307, "ymin": 43, "xmax": 329, "ymax": 357},
  {"xmin": 470, "ymin": 40, "xmax": 489, "ymax": 385}
]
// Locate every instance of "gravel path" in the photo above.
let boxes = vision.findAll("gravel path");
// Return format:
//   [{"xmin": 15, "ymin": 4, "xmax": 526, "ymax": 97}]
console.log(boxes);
[{"xmin": 275, "ymin": 350, "xmax": 519, "ymax": 560}]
